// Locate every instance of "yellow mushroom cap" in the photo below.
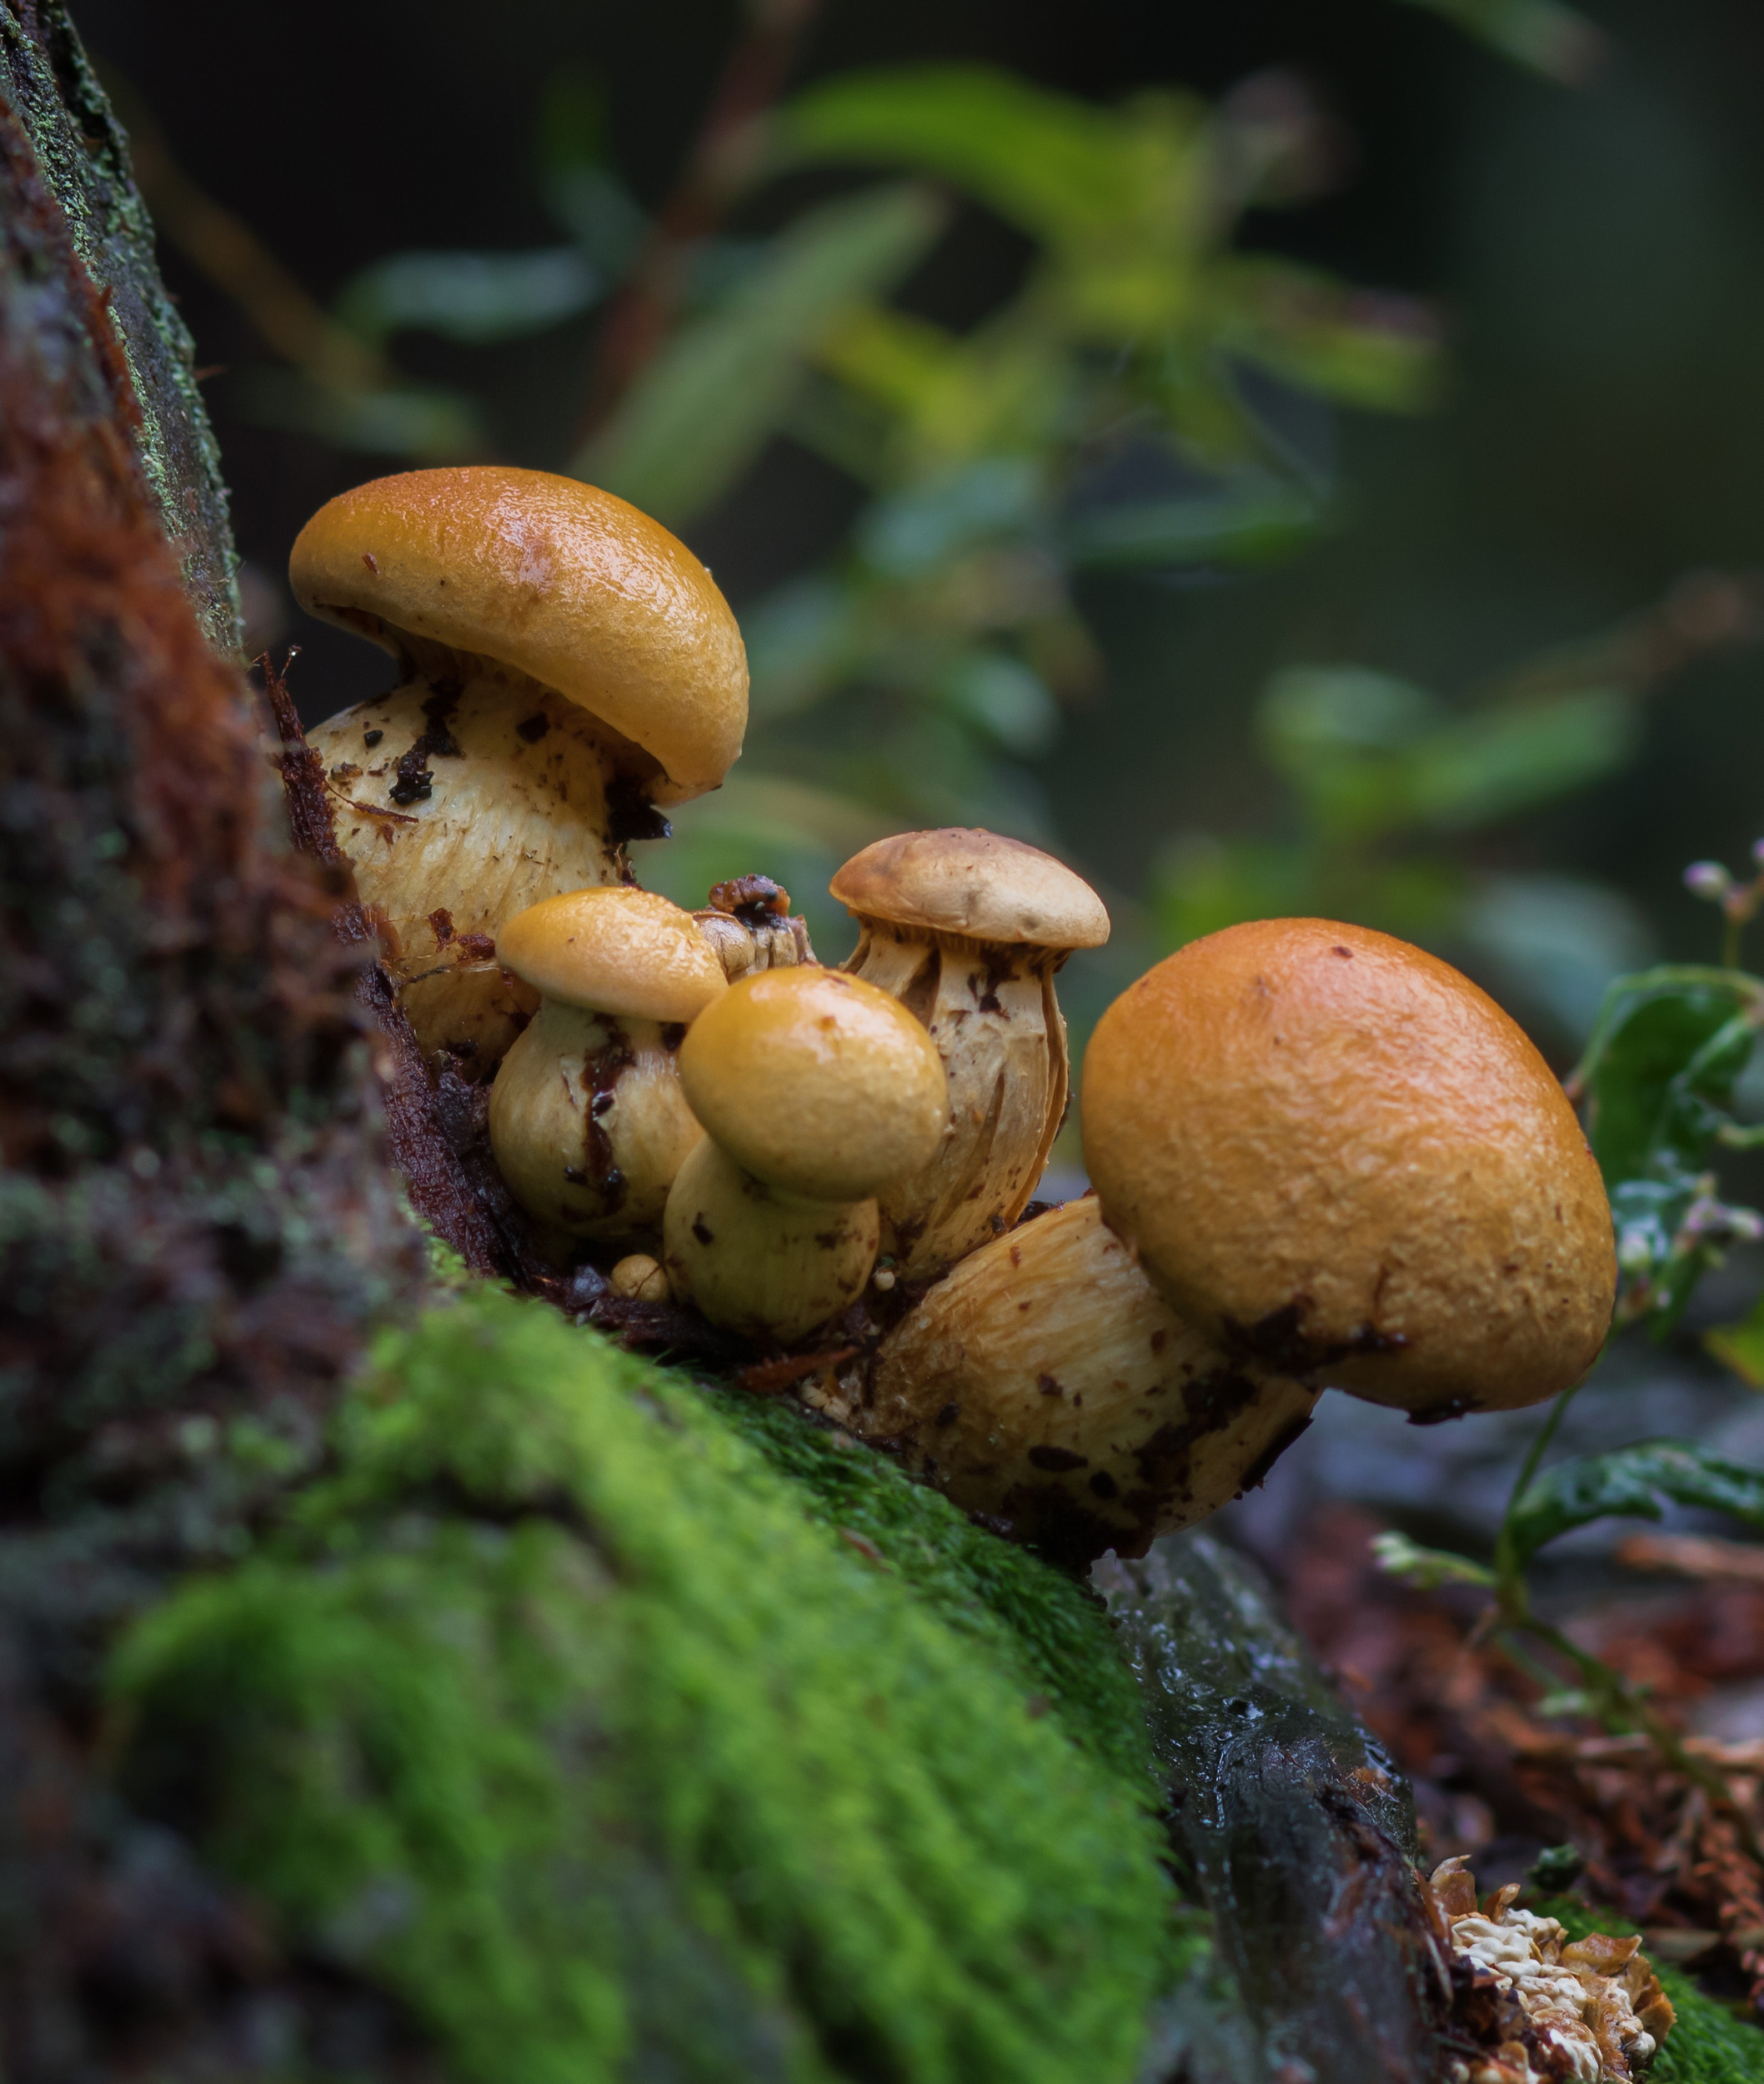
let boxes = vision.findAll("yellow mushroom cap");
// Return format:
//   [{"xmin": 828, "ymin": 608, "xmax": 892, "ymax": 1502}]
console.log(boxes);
[
  {"xmin": 830, "ymin": 828, "xmax": 1110, "ymax": 948},
  {"xmin": 288, "ymin": 466, "xmax": 747, "ymax": 804},
  {"xmin": 497, "ymin": 888, "xmax": 727, "ymax": 1024},
  {"xmin": 679, "ymin": 968, "xmax": 947, "ymax": 1201},
  {"xmin": 1081, "ymin": 917, "xmax": 1616, "ymax": 1417}
]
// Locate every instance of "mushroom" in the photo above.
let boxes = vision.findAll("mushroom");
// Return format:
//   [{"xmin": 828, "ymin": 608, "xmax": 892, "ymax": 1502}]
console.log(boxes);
[
  {"xmin": 1081, "ymin": 918, "xmax": 1617, "ymax": 1420},
  {"xmin": 829, "ymin": 828, "xmax": 1110, "ymax": 1275},
  {"xmin": 690, "ymin": 874, "xmax": 817, "ymax": 982},
  {"xmin": 663, "ymin": 968, "xmax": 946, "ymax": 1345},
  {"xmin": 488, "ymin": 887, "xmax": 725, "ymax": 1242},
  {"xmin": 291, "ymin": 466, "xmax": 747, "ymax": 1069},
  {"xmin": 855, "ymin": 1196, "xmax": 1319, "ymax": 1563}
]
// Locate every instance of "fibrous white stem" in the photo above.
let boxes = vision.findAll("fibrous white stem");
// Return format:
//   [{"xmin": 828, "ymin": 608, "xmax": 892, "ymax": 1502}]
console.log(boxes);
[
  {"xmin": 489, "ymin": 1001, "xmax": 700, "ymax": 1241},
  {"xmin": 859, "ymin": 1197, "xmax": 1319, "ymax": 1560},
  {"xmin": 662, "ymin": 1138, "xmax": 878, "ymax": 1346},
  {"xmin": 308, "ymin": 650, "xmax": 654, "ymax": 1066},
  {"xmin": 844, "ymin": 922, "xmax": 1066, "ymax": 1275}
]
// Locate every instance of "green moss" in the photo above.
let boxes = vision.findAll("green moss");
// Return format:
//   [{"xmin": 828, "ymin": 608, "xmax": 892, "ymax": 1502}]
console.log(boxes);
[
  {"xmin": 1536, "ymin": 1899, "xmax": 1764, "ymax": 2082},
  {"xmin": 694, "ymin": 1379, "xmax": 1158, "ymax": 1791},
  {"xmin": 113, "ymin": 1285, "xmax": 1175, "ymax": 2084}
]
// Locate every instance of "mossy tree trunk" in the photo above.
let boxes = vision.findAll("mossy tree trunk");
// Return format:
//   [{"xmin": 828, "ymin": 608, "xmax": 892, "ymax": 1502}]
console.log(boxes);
[{"xmin": 0, "ymin": 4, "xmax": 433, "ymax": 2066}]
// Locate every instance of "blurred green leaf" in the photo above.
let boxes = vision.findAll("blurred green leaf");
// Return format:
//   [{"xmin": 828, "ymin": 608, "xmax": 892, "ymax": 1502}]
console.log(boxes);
[
  {"xmin": 1389, "ymin": 0, "xmax": 1606, "ymax": 83},
  {"xmin": 1706, "ymin": 1291, "xmax": 1764, "ymax": 1389},
  {"xmin": 938, "ymin": 651, "xmax": 1060, "ymax": 755},
  {"xmin": 1574, "ymin": 966, "xmax": 1764, "ymax": 1331},
  {"xmin": 744, "ymin": 579, "xmax": 866, "ymax": 723},
  {"xmin": 1210, "ymin": 258, "xmax": 1441, "ymax": 413},
  {"xmin": 335, "ymin": 248, "xmax": 604, "ymax": 346},
  {"xmin": 1258, "ymin": 670, "xmax": 1636, "ymax": 841},
  {"xmin": 1371, "ymin": 1530, "xmax": 1496, "ymax": 1591},
  {"xmin": 1063, "ymin": 478, "xmax": 1322, "ymax": 569},
  {"xmin": 575, "ymin": 183, "xmax": 945, "ymax": 526},
  {"xmin": 232, "ymin": 368, "xmax": 487, "ymax": 461},
  {"xmin": 1149, "ymin": 835, "xmax": 1315, "ymax": 948},
  {"xmin": 1506, "ymin": 1441, "xmax": 1764, "ymax": 1571},
  {"xmin": 1406, "ymin": 689, "xmax": 1637, "ymax": 830},
  {"xmin": 858, "ymin": 459, "xmax": 1043, "ymax": 577},
  {"xmin": 778, "ymin": 66, "xmax": 1194, "ymax": 253},
  {"xmin": 1459, "ymin": 874, "xmax": 1656, "ymax": 1042}
]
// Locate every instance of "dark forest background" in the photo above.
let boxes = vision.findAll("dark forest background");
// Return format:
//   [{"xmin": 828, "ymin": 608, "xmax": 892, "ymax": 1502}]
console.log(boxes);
[{"xmin": 76, "ymin": 0, "xmax": 1764, "ymax": 1039}]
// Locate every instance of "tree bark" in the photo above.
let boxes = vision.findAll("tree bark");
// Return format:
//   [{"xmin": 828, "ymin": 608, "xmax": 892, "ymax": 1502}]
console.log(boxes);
[
  {"xmin": 0, "ymin": 8, "xmax": 430, "ymax": 2066},
  {"xmin": 1, "ymin": 0, "xmax": 241, "ymax": 655}
]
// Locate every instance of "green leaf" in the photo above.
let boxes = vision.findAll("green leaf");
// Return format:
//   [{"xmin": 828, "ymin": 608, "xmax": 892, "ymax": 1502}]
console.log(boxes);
[
  {"xmin": 1405, "ymin": 689, "xmax": 1638, "ymax": 831},
  {"xmin": 1573, "ymin": 966, "xmax": 1764, "ymax": 1331},
  {"xmin": 232, "ymin": 369, "xmax": 487, "ymax": 462},
  {"xmin": 857, "ymin": 458, "xmax": 1043, "ymax": 577},
  {"xmin": 574, "ymin": 184, "xmax": 945, "ymax": 526},
  {"xmin": 1576, "ymin": 969, "xmax": 1761, "ymax": 1189},
  {"xmin": 1706, "ymin": 1291, "xmax": 1764, "ymax": 1389},
  {"xmin": 1370, "ymin": 1530, "xmax": 1496, "ymax": 1591},
  {"xmin": 777, "ymin": 66, "xmax": 1188, "ymax": 253},
  {"xmin": 1506, "ymin": 1440, "xmax": 1764, "ymax": 1571},
  {"xmin": 1062, "ymin": 478, "xmax": 1321, "ymax": 571},
  {"xmin": 1388, "ymin": 0, "xmax": 1606, "ymax": 83},
  {"xmin": 335, "ymin": 248, "xmax": 604, "ymax": 346},
  {"xmin": 1209, "ymin": 257, "xmax": 1441, "ymax": 414}
]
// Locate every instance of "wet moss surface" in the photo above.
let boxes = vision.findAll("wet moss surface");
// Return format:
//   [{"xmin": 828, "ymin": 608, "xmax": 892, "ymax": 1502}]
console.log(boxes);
[{"xmin": 112, "ymin": 1284, "xmax": 1178, "ymax": 2084}]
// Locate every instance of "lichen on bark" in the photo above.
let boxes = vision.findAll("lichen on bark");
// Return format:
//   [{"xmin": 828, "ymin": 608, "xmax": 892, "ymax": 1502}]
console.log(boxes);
[{"xmin": 0, "ymin": 0, "xmax": 241, "ymax": 654}]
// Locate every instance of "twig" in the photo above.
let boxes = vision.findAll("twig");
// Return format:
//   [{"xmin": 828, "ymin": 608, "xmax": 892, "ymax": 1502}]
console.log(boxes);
[{"xmin": 574, "ymin": 0, "xmax": 824, "ymax": 441}]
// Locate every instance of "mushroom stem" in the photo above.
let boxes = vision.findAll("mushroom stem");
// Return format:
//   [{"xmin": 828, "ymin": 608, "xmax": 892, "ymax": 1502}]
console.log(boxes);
[
  {"xmin": 662, "ymin": 1138, "xmax": 879, "ymax": 1346},
  {"xmin": 690, "ymin": 874, "xmax": 817, "ymax": 982},
  {"xmin": 851, "ymin": 1197, "xmax": 1319, "ymax": 1563},
  {"xmin": 310, "ymin": 649, "xmax": 664, "ymax": 1065},
  {"xmin": 489, "ymin": 1000, "xmax": 699, "ymax": 1241},
  {"xmin": 844, "ymin": 920, "xmax": 1067, "ymax": 1270}
]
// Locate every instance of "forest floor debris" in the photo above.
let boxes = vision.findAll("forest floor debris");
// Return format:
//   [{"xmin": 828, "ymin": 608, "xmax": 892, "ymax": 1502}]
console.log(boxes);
[{"xmin": 1277, "ymin": 1505, "xmax": 1764, "ymax": 2025}]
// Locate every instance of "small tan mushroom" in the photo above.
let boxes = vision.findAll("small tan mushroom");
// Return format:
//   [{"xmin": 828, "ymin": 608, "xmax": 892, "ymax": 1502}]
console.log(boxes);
[
  {"xmin": 291, "ymin": 467, "xmax": 747, "ymax": 1068},
  {"xmin": 609, "ymin": 1253, "xmax": 671, "ymax": 1303},
  {"xmin": 488, "ymin": 888, "xmax": 725, "ymax": 1242},
  {"xmin": 829, "ymin": 829, "xmax": 1109, "ymax": 1275},
  {"xmin": 858, "ymin": 1197, "xmax": 1318, "ymax": 1562},
  {"xmin": 1082, "ymin": 918, "xmax": 1617, "ymax": 1420},
  {"xmin": 664, "ymin": 969, "xmax": 946, "ymax": 1345},
  {"xmin": 690, "ymin": 874, "xmax": 817, "ymax": 981}
]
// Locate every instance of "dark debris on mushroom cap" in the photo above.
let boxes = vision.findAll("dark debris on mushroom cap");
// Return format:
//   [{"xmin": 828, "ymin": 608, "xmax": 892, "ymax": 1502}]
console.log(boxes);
[{"xmin": 829, "ymin": 828, "xmax": 1110, "ymax": 949}]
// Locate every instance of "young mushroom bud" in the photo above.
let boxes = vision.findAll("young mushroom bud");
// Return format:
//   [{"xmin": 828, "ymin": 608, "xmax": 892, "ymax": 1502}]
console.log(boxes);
[
  {"xmin": 856, "ymin": 1197, "xmax": 1319, "ymax": 1564},
  {"xmin": 1082, "ymin": 919, "xmax": 1618, "ymax": 1421},
  {"xmin": 291, "ymin": 467, "xmax": 747, "ymax": 1070},
  {"xmin": 664, "ymin": 969, "xmax": 946, "ymax": 1345},
  {"xmin": 690, "ymin": 874, "xmax": 817, "ymax": 982},
  {"xmin": 488, "ymin": 888, "xmax": 725, "ymax": 1242},
  {"xmin": 829, "ymin": 829, "xmax": 1110, "ymax": 1275}
]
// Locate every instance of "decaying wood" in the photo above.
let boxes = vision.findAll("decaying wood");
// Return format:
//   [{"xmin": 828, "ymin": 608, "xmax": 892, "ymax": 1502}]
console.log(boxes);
[{"xmin": 1097, "ymin": 1534, "xmax": 1454, "ymax": 2084}]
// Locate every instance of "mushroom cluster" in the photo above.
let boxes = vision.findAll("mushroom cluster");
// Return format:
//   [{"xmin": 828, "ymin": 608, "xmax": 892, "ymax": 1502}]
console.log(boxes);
[
  {"xmin": 291, "ymin": 470, "xmax": 1618, "ymax": 1566},
  {"xmin": 293, "ymin": 466, "xmax": 747, "ymax": 1069},
  {"xmin": 1431, "ymin": 1858, "xmax": 1672, "ymax": 2082}
]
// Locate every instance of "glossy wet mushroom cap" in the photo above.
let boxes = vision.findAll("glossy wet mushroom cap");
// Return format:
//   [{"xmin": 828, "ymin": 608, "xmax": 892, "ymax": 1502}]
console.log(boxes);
[
  {"xmin": 829, "ymin": 827, "xmax": 1110, "ymax": 949},
  {"xmin": 496, "ymin": 888, "xmax": 727, "ymax": 1024},
  {"xmin": 678, "ymin": 968, "xmax": 946, "ymax": 1203},
  {"xmin": 1080, "ymin": 918, "xmax": 1617, "ymax": 1416},
  {"xmin": 290, "ymin": 466, "xmax": 747, "ymax": 804}
]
